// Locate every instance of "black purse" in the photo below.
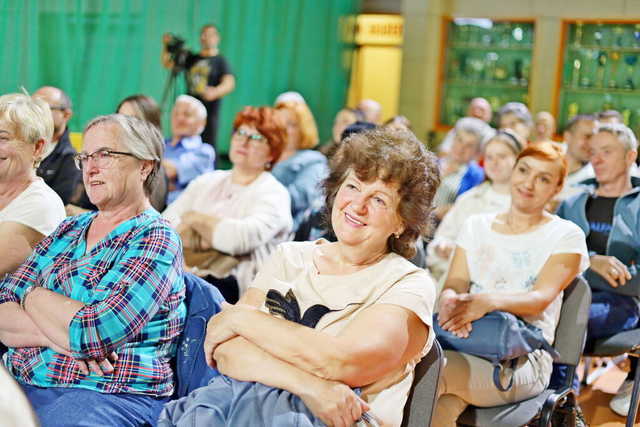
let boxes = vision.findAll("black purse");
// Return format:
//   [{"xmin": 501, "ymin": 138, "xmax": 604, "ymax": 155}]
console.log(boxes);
[{"xmin": 434, "ymin": 311, "xmax": 560, "ymax": 391}]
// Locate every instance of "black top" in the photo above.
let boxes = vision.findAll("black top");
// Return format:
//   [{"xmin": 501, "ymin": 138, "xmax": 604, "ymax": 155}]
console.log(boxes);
[
  {"xmin": 184, "ymin": 52, "xmax": 233, "ymax": 107},
  {"xmin": 585, "ymin": 195, "xmax": 618, "ymax": 255},
  {"xmin": 36, "ymin": 128, "xmax": 80, "ymax": 205}
]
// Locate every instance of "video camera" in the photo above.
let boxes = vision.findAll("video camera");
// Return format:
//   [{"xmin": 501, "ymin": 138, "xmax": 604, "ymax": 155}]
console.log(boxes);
[{"xmin": 165, "ymin": 33, "xmax": 189, "ymax": 71}]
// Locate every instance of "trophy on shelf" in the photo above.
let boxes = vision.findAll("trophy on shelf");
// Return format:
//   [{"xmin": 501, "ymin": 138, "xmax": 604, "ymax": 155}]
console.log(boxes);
[
  {"xmin": 624, "ymin": 54, "xmax": 638, "ymax": 90},
  {"xmin": 573, "ymin": 22, "xmax": 584, "ymax": 48},
  {"xmin": 609, "ymin": 51, "xmax": 621, "ymax": 89}
]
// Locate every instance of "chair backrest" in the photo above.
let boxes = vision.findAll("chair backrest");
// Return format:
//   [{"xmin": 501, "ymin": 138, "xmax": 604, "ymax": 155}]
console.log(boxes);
[
  {"xmin": 401, "ymin": 339, "xmax": 444, "ymax": 427},
  {"xmin": 553, "ymin": 276, "xmax": 592, "ymax": 366}
]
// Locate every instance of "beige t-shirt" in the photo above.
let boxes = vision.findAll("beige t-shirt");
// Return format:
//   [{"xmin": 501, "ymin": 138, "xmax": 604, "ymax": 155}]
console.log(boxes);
[{"xmin": 249, "ymin": 240, "xmax": 436, "ymax": 427}]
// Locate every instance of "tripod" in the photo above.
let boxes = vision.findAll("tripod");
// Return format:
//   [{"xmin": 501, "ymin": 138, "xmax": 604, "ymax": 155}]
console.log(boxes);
[{"xmin": 160, "ymin": 68, "xmax": 181, "ymax": 113}]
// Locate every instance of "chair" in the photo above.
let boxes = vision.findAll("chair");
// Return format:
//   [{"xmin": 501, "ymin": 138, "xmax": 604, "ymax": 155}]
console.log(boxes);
[
  {"xmin": 583, "ymin": 326, "xmax": 640, "ymax": 426},
  {"xmin": 457, "ymin": 276, "xmax": 591, "ymax": 427},
  {"xmin": 401, "ymin": 340, "xmax": 444, "ymax": 427}
]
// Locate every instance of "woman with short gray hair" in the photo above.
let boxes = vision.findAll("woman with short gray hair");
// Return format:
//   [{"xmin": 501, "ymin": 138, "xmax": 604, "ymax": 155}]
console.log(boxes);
[
  {"xmin": 0, "ymin": 113, "xmax": 186, "ymax": 426},
  {"xmin": 0, "ymin": 93, "xmax": 65, "ymax": 276}
]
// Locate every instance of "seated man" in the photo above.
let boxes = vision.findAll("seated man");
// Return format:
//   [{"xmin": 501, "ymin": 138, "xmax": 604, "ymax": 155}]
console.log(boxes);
[
  {"xmin": 33, "ymin": 86, "xmax": 80, "ymax": 205},
  {"xmin": 556, "ymin": 114, "xmax": 596, "ymax": 201},
  {"xmin": 554, "ymin": 122, "xmax": 640, "ymax": 416},
  {"xmin": 164, "ymin": 95, "xmax": 215, "ymax": 204}
]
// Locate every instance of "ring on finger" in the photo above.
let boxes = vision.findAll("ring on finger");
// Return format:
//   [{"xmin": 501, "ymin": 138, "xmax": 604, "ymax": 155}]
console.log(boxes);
[{"xmin": 610, "ymin": 268, "xmax": 618, "ymax": 276}]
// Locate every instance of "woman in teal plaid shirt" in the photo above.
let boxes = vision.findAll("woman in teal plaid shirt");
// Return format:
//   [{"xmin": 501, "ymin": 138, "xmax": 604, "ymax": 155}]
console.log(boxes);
[{"xmin": 0, "ymin": 114, "xmax": 186, "ymax": 426}]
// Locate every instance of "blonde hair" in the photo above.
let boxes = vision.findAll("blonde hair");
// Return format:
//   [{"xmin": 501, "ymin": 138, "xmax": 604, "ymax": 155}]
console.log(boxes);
[
  {"xmin": 0, "ymin": 93, "xmax": 54, "ymax": 162},
  {"xmin": 275, "ymin": 100, "xmax": 319, "ymax": 149}
]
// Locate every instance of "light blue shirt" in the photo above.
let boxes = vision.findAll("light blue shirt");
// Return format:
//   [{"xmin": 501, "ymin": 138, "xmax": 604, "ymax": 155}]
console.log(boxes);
[{"xmin": 165, "ymin": 135, "xmax": 215, "ymax": 204}]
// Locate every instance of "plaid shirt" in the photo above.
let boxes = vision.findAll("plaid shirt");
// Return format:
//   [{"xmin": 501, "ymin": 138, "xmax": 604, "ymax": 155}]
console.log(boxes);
[{"xmin": 0, "ymin": 209, "xmax": 186, "ymax": 397}]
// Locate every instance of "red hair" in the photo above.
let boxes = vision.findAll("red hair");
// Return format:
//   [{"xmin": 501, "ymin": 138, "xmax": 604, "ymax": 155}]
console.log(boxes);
[
  {"xmin": 516, "ymin": 141, "xmax": 568, "ymax": 188},
  {"xmin": 232, "ymin": 106, "xmax": 287, "ymax": 169}
]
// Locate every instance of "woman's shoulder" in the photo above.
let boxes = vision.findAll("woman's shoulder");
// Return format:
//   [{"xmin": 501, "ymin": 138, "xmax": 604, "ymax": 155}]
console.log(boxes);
[
  {"xmin": 545, "ymin": 214, "xmax": 587, "ymax": 237},
  {"xmin": 17, "ymin": 179, "xmax": 65, "ymax": 211},
  {"xmin": 255, "ymin": 172, "xmax": 292, "ymax": 196}
]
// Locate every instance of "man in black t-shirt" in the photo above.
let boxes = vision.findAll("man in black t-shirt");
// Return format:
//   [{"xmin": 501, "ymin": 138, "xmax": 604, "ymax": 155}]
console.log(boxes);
[
  {"xmin": 162, "ymin": 24, "xmax": 235, "ymax": 149},
  {"xmin": 553, "ymin": 122, "xmax": 640, "ymax": 416}
]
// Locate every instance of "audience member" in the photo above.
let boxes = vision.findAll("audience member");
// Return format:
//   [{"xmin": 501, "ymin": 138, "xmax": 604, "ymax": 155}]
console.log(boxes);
[
  {"xmin": 383, "ymin": 115, "xmax": 412, "ymax": 132},
  {"xmin": 67, "ymin": 95, "xmax": 169, "ymax": 214},
  {"xmin": 330, "ymin": 107, "xmax": 363, "ymax": 145},
  {"xmin": 0, "ymin": 93, "xmax": 65, "ymax": 276},
  {"xmin": 159, "ymin": 127, "xmax": 439, "ymax": 427},
  {"xmin": 427, "ymin": 130, "xmax": 524, "ymax": 281},
  {"xmin": 164, "ymin": 95, "xmax": 215, "ymax": 204},
  {"xmin": 162, "ymin": 24, "xmax": 235, "ymax": 148},
  {"xmin": 433, "ymin": 117, "xmax": 495, "ymax": 220},
  {"xmin": 466, "ymin": 97, "xmax": 492, "ymax": 123},
  {"xmin": 597, "ymin": 109, "xmax": 623, "ymax": 124},
  {"xmin": 0, "ymin": 114, "xmax": 185, "ymax": 426},
  {"xmin": 163, "ymin": 106, "xmax": 292, "ymax": 302},
  {"xmin": 273, "ymin": 96, "xmax": 327, "ymax": 231},
  {"xmin": 33, "ymin": 86, "xmax": 80, "ymax": 204},
  {"xmin": 498, "ymin": 102, "xmax": 533, "ymax": 142},
  {"xmin": 532, "ymin": 111, "xmax": 556, "ymax": 143},
  {"xmin": 556, "ymin": 114, "xmax": 596, "ymax": 200},
  {"xmin": 554, "ymin": 123, "xmax": 640, "ymax": 417},
  {"xmin": 357, "ymin": 98, "xmax": 382, "ymax": 124},
  {"xmin": 433, "ymin": 142, "xmax": 588, "ymax": 426}
]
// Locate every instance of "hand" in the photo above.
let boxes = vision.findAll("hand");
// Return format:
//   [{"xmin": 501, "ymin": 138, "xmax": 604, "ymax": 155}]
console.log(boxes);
[
  {"xmin": 434, "ymin": 241, "xmax": 455, "ymax": 259},
  {"xmin": 202, "ymin": 86, "xmax": 219, "ymax": 102},
  {"xmin": 300, "ymin": 379, "xmax": 370, "ymax": 427},
  {"xmin": 177, "ymin": 223, "xmax": 208, "ymax": 251},
  {"xmin": 162, "ymin": 160, "xmax": 178, "ymax": 180},
  {"xmin": 440, "ymin": 293, "xmax": 492, "ymax": 338},
  {"xmin": 204, "ymin": 302, "xmax": 244, "ymax": 367},
  {"xmin": 162, "ymin": 33, "xmax": 172, "ymax": 45},
  {"xmin": 590, "ymin": 255, "xmax": 631, "ymax": 288},
  {"xmin": 75, "ymin": 352, "xmax": 118, "ymax": 376}
]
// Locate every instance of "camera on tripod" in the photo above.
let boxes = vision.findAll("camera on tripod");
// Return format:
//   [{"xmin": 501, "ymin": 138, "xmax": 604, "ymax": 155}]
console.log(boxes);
[{"xmin": 165, "ymin": 33, "xmax": 189, "ymax": 71}]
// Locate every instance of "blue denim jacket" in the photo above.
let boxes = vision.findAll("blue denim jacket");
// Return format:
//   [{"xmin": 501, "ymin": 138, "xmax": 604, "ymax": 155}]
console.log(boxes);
[
  {"xmin": 271, "ymin": 149, "xmax": 328, "ymax": 231},
  {"xmin": 556, "ymin": 177, "xmax": 640, "ymax": 295}
]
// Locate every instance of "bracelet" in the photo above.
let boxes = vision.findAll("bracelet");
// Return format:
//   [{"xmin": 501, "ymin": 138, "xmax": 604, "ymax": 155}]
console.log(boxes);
[{"xmin": 20, "ymin": 285, "xmax": 37, "ymax": 310}]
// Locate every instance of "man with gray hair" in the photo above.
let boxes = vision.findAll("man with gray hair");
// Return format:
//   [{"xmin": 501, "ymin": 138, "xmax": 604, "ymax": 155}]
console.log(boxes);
[
  {"xmin": 164, "ymin": 95, "xmax": 215, "ymax": 204},
  {"xmin": 33, "ymin": 86, "xmax": 80, "ymax": 204},
  {"xmin": 553, "ymin": 122, "xmax": 640, "ymax": 416}
]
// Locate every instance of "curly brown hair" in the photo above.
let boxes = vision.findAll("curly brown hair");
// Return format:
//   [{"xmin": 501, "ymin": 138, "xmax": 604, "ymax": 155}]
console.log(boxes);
[
  {"xmin": 324, "ymin": 127, "xmax": 441, "ymax": 259},
  {"xmin": 232, "ymin": 106, "xmax": 287, "ymax": 170}
]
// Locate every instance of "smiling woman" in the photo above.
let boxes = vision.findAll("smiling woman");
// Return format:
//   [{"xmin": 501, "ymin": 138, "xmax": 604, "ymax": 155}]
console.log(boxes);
[
  {"xmin": 0, "ymin": 93, "xmax": 65, "ymax": 277},
  {"xmin": 159, "ymin": 127, "xmax": 441, "ymax": 427}
]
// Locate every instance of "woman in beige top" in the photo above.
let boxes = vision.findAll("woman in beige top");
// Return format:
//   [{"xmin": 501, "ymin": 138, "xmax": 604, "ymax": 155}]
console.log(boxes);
[{"xmin": 160, "ymin": 127, "xmax": 441, "ymax": 427}]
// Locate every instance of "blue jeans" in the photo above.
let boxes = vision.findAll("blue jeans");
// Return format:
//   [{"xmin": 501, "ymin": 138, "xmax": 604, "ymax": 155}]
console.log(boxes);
[
  {"xmin": 159, "ymin": 374, "xmax": 324, "ymax": 427},
  {"xmin": 20, "ymin": 383, "xmax": 169, "ymax": 427},
  {"xmin": 550, "ymin": 290, "xmax": 640, "ymax": 391}
]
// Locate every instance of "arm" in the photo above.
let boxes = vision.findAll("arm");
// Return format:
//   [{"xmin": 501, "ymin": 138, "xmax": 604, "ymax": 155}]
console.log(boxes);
[
  {"xmin": 173, "ymin": 145, "xmax": 215, "ymax": 187},
  {"xmin": 440, "ymin": 251, "xmax": 582, "ymax": 334},
  {"xmin": 202, "ymin": 74, "xmax": 236, "ymax": 102},
  {"xmin": 0, "ymin": 302, "xmax": 49, "ymax": 348},
  {"xmin": 32, "ymin": 226, "xmax": 182, "ymax": 360},
  {"xmin": 206, "ymin": 299, "xmax": 428, "ymax": 388},
  {"xmin": 0, "ymin": 222, "xmax": 45, "ymax": 276},
  {"xmin": 211, "ymin": 187, "xmax": 292, "ymax": 255},
  {"xmin": 215, "ymin": 336, "xmax": 368, "ymax": 426}
]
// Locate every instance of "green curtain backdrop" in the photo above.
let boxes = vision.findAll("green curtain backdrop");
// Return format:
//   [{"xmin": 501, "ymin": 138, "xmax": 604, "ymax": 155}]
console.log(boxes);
[{"xmin": 0, "ymin": 0, "xmax": 360, "ymax": 161}]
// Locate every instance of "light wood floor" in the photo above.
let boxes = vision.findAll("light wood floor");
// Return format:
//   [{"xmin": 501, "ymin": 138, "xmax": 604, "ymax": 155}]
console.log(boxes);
[{"xmin": 580, "ymin": 358, "xmax": 639, "ymax": 426}]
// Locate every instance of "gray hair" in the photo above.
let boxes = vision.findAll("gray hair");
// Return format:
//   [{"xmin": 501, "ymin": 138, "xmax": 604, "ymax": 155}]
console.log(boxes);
[
  {"xmin": 0, "ymin": 93, "xmax": 54, "ymax": 163},
  {"xmin": 595, "ymin": 122, "xmax": 638, "ymax": 152},
  {"xmin": 175, "ymin": 95, "xmax": 207, "ymax": 121},
  {"xmin": 84, "ymin": 114, "xmax": 164, "ymax": 196},
  {"xmin": 454, "ymin": 117, "xmax": 496, "ymax": 149},
  {"xmin": 498, "ymin": 102, "xmax": 533, "ymax": 128}
]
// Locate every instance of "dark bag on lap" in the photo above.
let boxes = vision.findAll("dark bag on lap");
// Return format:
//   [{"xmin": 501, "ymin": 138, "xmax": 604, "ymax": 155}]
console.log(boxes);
[{"xmin": 434, "ymin": 311, "xmax": 560, "ymax": 391}]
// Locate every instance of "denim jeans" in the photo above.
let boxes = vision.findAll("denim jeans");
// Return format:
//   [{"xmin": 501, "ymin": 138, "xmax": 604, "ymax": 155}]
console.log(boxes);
[
  {"xmin": 549, "ymin": 290, "xmax": 640, "ymax": 391},
  {"xmin": 20, "ymin": 383, "xmax": 168, "ymax": 427}
]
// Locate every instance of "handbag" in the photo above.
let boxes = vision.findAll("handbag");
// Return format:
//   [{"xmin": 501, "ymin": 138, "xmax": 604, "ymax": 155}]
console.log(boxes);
[
  {"xmin": 184, "ymin": 248, "xmax": 240, "ymax": 278},
  {"xmin": 434, "ymin": 311, "xmax": 560, "ymax": 391}
]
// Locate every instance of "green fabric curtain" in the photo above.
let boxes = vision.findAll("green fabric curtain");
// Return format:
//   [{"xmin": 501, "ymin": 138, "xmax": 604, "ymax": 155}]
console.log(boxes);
[{"xmin": 0, "ymin": 0, "xmax": 360, "ymax": 160}]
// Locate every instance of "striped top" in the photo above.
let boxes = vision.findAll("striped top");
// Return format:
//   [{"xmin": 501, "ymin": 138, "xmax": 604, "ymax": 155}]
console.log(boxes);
[{"xmin": 0, "ymin": 209, "xmax": 186, "ymax": 396}]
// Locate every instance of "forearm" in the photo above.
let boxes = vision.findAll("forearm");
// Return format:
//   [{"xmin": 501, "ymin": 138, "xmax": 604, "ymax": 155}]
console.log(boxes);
[
  {"xmin": 480, "ymin": 290, "xmax": 555, "ymax": 317},
  {"xmin": 0, "ymin": 302, "xmax": 48, "ymax": 348},
  {"xmin": 215, "ymin": 336, "xmax": 328, "ymax": 398},
  {"xmin": 24, "ymin": 287, "xmax": 83, "ymax": 351}
]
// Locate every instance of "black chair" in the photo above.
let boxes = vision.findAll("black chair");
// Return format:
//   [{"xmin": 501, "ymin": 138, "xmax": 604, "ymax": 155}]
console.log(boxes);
[
  {"xmin": 457, "ymin": 277, "xmax": 591, "ymax": 427},
  {"xmin": 402, "ymin": 340, "xmax": 444, "ymax": 427}
]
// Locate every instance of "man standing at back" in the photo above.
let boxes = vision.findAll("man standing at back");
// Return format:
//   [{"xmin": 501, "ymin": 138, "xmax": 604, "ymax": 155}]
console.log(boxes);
[
  {"xmin": 32, "ymin": 86, "xmax": 79, "ymax": 205},
  {"xmin": 162, "ymin": 24, "xmax": 235, "ymax": 150}
]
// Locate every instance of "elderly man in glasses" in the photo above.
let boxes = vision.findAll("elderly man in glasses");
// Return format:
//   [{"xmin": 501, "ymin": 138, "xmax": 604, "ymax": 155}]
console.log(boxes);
[
  {"xmin": 33, "ymin": 86, "xmax": 80, "ymax": 205},
  {"xmin": 163, "ymin": 95, "xmax": 215, "ymax": 204},
  {"xmin": 0, "ymin": 114, "xmax": 186, "ymax": 426}
]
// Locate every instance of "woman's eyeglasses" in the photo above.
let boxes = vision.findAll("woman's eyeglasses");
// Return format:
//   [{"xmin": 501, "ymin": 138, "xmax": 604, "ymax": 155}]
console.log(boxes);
[
  {"xmin": 233, "ymin": 129, "xmax": 268, "ymax": 146},
  {"xmin": 73, "ymin": 149, "xmax": 136, "ymax": 170}
]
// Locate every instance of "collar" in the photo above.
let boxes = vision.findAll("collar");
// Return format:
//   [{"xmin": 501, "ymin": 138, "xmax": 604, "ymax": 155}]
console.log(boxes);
[
  {"xmin": 579, "ymin": 176, "xmax": 640, "ymax": 198},
  {"xmin": 169, "ymin": 135, "xmax": 203, "ymax": 150}
]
